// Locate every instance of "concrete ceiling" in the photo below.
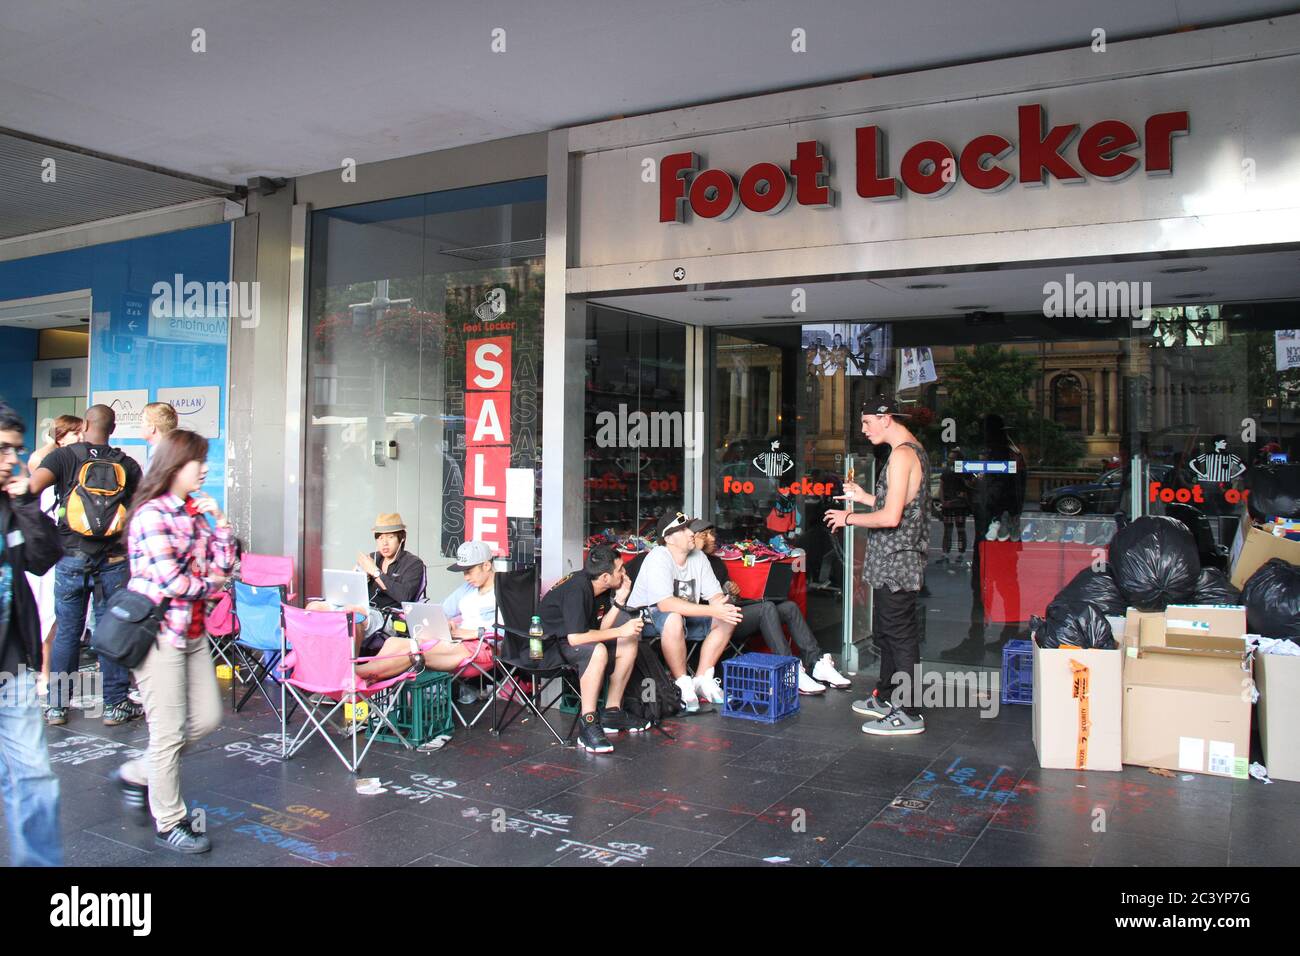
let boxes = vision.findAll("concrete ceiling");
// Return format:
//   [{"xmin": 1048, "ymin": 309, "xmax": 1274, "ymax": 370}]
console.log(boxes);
[
  {"xmin": 2, "ymin": 0, "xmax": 1298, "ymax": 184},
  {"xmin": 589, "ymin": 250, "xmax": 1300, "ymax": 325}
]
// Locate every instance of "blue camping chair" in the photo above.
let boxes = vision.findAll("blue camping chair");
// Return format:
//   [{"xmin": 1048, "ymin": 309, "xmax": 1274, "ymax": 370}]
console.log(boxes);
[{"xmin": 231, "ymin": 580, "xmax": 291, "ymax": 720}]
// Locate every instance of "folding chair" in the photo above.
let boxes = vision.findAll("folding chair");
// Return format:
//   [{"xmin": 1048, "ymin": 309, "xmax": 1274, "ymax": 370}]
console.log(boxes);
[
  {"xmin": 489, "ymin": 566, "xmax": 584, "ymax": 746},
  {"xmin": 210, "ymin": 552, "xmax": 297, "ymax": 672},
  {"xmin": 230, "ymin": 581, "xmax": 290, "ymax": 720},
  {"xmin": 277, "ymin": 604, "xmax": 419, "ymax": 773}
]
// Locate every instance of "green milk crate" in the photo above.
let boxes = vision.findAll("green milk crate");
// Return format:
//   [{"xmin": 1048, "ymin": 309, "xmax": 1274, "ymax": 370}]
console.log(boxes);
[{"xmin": 370, "ymin": 669, "xmax": 454, "ymax": 747}]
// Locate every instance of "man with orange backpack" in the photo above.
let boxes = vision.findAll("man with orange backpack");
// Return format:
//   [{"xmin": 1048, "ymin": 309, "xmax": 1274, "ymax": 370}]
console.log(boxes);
[{"xmin": 29, "ymin": 404, "xmax": 143, "ymax": 728}]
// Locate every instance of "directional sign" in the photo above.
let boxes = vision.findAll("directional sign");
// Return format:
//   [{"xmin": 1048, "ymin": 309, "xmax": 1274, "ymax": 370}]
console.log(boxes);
[
  {"xmin": 114, "ymin": 293, "xmax": 149, "ymax": 337},
  {"xmin": 954, "ymin": 460, "xmax": 1018, "ymax": 474}
]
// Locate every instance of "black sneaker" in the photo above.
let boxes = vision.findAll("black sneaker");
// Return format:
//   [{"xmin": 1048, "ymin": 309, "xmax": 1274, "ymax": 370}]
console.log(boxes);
[
  {"xmin": 576, "ymin": 713, "xmax": 613, "ymax": 753},
  {"xmin": 601, "ymin": 706, "xmax": 650, "ymax": 734},
  {"xmin": 156, "ymin": 821, "xmax": 211, "ymax": 854},
  {"xmin": 103, "ymin": 700, "xmax": 145, "ymax": 726},
  {"xmin": 45, "ymin": 707, "xmax": 68, "ymax": 726},
  {"xmin": 111, "ymin": 769, "xmax": 151, "ymax": 826}
]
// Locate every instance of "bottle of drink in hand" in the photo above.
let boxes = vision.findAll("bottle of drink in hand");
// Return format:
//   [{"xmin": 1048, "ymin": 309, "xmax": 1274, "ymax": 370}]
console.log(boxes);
[{"xmin": 529, "ymin": 615, "xmax": 544, "ymax": 661}]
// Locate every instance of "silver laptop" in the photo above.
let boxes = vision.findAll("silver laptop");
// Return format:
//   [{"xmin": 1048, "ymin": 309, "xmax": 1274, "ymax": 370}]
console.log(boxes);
[
  {"xmin": 401, "ymin": 602, "xmax": 453, "ymax": 643},
  {"xmin": 322, "ymin": 568, "xmax": 368, "ymax": 607}
]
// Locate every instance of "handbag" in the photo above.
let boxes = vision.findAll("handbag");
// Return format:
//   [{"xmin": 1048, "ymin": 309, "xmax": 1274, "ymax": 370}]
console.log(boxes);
[{"xmin": 91, "ymin": 589, "xmax": 171, "ymax": 670}]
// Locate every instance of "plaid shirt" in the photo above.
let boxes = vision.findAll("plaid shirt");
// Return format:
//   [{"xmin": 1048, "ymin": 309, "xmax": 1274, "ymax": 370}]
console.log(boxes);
[{"xmin": 127, "ymin": 494, "xmax": 237, "ymax": 649}]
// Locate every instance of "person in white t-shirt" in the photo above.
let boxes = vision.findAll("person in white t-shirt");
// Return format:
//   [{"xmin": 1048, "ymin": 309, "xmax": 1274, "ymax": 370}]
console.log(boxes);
[
  {"xmin": 624, "ymin": 511, "xmax": 742, "ymax": 713},
  {"xmin": 440, "ymin": 540, "xmax": 498, "ymax": 636}
]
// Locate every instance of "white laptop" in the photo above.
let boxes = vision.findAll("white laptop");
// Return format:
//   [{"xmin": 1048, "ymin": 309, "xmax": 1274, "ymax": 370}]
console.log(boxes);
[
  {"xmin": 401, "ymin": 602, "xmax": 453, "ymax": 643},
  {"xmin": 322, "ymin": 569, "xmax": 368, "ymax": 607}
]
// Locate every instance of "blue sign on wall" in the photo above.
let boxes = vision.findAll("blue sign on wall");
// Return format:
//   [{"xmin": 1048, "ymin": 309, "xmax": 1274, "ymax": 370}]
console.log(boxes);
[{"xmin": 0, "ymin": 223, "xmax": 233, "ymax": 508}]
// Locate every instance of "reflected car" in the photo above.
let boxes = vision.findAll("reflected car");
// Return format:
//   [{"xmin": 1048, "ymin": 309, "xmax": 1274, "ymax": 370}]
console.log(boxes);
[{"xmin": 1041, "ymin": 465, "xmax": 1171, "ymax": 516}]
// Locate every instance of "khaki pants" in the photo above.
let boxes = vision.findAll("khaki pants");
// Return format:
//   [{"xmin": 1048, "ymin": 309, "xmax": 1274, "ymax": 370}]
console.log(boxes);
[{"xmin": 121, "ymin": 637, "xmax": 222, "ymax": 832}]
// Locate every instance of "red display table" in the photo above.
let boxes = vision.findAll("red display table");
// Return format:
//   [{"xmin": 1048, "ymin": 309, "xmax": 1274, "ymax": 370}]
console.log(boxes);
[
  {"xmin": 978, "ymin": 541, "xmax": 1097, "ymax": 623},
  {"xmin": 721, "ymin": 555, "xmax": 807, "ymax": 615}
]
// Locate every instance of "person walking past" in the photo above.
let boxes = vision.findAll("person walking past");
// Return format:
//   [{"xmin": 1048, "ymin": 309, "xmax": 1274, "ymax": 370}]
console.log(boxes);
[
  {"xmin": 0, "ymin": 402, "xmax": 64, "ymax": 866},
  {"xmin": 111, "ymin": 430, "xmax": 235, "ymax": 854}
]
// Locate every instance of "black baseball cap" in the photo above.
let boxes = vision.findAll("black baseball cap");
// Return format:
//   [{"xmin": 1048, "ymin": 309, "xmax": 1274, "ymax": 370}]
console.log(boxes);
[
  {"xmin": 687, "ymin": 518, "xmax": 714, "ymax": 533},
  {"xmin": 655, "ymin": 510, "xmax": 694, "ymax": 541},
  {"xmin": 862, "ymin": 400, "xmax": 910, "ymax": 418}
]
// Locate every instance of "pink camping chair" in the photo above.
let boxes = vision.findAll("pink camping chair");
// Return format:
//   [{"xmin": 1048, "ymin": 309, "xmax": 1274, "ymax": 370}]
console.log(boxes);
[
  {"xmin": 277, "ymin": 604, "xmax": 419, "ymax": 773},
  {"xmin": 210, "ymin": 552, "xmax": 298, "ymax": 678}
]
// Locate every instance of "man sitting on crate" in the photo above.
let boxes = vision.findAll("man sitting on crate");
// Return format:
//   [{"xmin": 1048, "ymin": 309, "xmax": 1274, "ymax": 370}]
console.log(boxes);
[{"xmin": 539, "ymin": 545, "xmax": 646, "ymax": 754}]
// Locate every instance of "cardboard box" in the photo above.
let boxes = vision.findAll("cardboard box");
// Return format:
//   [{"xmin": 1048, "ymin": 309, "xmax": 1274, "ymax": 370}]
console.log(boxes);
[
  {"xmin": 1230, "ymin": 514, "xmax": 1300, "ymax": 589},
  {"xmin": 1256, "ymin": 650, "xmax": 1300, "ymax": 783},
  {"xmin": 1032, "ymin": 642, "xmax": 1122, "ymax": 771},
  {"xmin": 1121, "ymin": 606, "xmax": 1252, "ymax": 779}
]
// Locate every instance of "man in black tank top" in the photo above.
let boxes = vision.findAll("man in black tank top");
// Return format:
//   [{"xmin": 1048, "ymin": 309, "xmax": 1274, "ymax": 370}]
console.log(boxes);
[{"xmin": 824, "ymin": 400, "xmax": 930, "ymax": 737}]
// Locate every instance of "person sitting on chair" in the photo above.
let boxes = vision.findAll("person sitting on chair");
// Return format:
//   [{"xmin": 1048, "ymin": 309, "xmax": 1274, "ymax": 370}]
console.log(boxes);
[
  {"xmin": 353, "ymin": 539, "xmax": 498, "ymax": 682},
  {"xmin": 307, "ymin": 512, "xmax": 426, "ymax": 655},
  {"xmin": 540, "ymin": 544, "xmax": 646, "ymax": 753},
  {"xmin": 624, "ymin": 511, "xmax": 742, "ymax": 714},
  {"xmin": 691, "ymin": 519, "xmax": 850, "ymax": 694}
]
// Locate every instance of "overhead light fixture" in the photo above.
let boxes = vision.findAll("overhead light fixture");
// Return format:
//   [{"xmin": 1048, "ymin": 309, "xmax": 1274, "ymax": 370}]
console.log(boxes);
[
  {"xmin": 1172, "ymin": 292, "xmax": 1215, "ymax": 300},
  {"xmin": 905, "ymin": 282, "xmax": 947, "ymax": 290},
  {"xmin": 692, "ymin": 296, "xmax": 732, "ymax": 302},
  {"xmin": 1159, "ymin": 265, "xmax": 1207, "ymax": 274},
  {"xmin": 954, "ymin": 304, "xmax": 990, "ymax": 311}
]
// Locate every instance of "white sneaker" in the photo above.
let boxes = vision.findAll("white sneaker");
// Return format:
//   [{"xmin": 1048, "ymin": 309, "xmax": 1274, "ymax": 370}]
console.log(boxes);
[
  {"xmin": 694, "ymin": 671, "xmax": 725, "ymax": 705},
  {"xmin": 811, "ymin": 654, "xmax": 852, "ymax": 690},
  {"xmin": 797, "ymin": 664, "xmax": 826, "ymax": 695},
  {"xmin": 985, "ymin": 521, "xmax": 1000, "ymax": 541},
  {"xmin": 675, "ymin": 675, "xmax": 701, "ymax": 714}
]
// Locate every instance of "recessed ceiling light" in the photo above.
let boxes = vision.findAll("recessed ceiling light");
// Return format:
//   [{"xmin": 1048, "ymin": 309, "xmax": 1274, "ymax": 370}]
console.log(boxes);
[
  {"xmin": 692, "ymin": 296, "xmax": 731, "ymax": 302},
  {"xmin": 953, "ymin": 304, "xmax": 990, "ymax": 310},
  {"xmin": 905, "ymin": 282, "xmax": 947, "ymax": 290},
  {"xmin": 1160, "ymin": 265, "xmax": 1207, "ymax": 274},
  {"xmin": 1172, "ymin": 292, "xmax": 1214, "ymax": 300}
]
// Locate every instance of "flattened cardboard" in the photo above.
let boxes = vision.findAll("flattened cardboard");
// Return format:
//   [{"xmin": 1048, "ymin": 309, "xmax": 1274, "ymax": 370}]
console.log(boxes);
[
  {"xmin": 1230, "ymin": 514, "xmax": 1300, "ymax": 589},
  {"xmin": 1256, "ymin": 652, "xmax": 1300, "ymax": 784},
  {"xmin": 1032, "ymin": 642, "xmax": 1122, "ymax": 772}
]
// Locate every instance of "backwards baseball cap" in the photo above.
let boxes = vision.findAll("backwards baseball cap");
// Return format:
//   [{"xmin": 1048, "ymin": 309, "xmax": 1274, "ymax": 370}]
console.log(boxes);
[
  {"xmin": 862, "ymin": 399, "xmax": 910, "ymax": 418},
  {"xmin": 688, "ymin": 518, "xmax": 714, "ymax": 533},
  {"xmin": 449, "ymin": 540, "xmax": 495, "ymax": 571},
  {"xmin": 655, "ymin": 510, "xmax": 694, "ymax": 542}
]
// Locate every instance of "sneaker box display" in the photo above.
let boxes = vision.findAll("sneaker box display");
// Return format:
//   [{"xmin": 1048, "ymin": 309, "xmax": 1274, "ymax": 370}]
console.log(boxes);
[
  {"xmin": 1121, "ymin": 606, "xmax": 1252, "ymax": 780},
  {"xmin": 1031, "ymin": 640, "xmax": 1123, "ymax": 771}
]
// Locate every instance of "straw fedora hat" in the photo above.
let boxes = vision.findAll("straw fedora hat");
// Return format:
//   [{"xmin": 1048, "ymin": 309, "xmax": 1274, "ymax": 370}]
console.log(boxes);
[{"xmin": 371, "ymin": 513, "xmax": 407, "ymax": 535}]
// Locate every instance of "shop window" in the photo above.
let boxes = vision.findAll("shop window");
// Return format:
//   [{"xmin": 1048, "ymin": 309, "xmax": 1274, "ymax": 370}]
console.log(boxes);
[{"xmin": 305, "ymin": 178, "xmax": 545, "ymax": 599}]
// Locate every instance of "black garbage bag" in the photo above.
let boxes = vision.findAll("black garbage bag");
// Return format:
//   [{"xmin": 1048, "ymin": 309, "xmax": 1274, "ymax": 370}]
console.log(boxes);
[
  {"xmin": 1246, "ymin": 464, "xmax": 1300, "ymax": 521},
  {"xmin": 1193, "ymin": 567, "xmax": 1242, "ymax": 607},
  {"xmin": 1031, "ymin": 601, "xmax": 1117, "ymax": 650},
  {"xmin": 1109, "ymin": 516, "xmax": 1201, "ymax": 611},
  {"xmin": 1051, "ymin": 567, "xmax": 1126, "ymax": 617},
  {"xmin": 1242, "ymin": 558, "xmax": 1300, "ymax": 639}
]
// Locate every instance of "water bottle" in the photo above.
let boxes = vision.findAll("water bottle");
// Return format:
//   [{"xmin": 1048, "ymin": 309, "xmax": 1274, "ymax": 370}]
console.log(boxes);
[{"xmin": 529, "ymin": 615, "xmax": 544, "ymax": 660}]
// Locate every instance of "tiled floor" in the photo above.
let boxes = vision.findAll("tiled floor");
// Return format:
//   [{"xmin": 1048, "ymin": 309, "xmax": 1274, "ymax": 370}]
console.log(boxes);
[{"xmin": 6, "ymin": 674, "xmax": 1299, "ymax": 868}]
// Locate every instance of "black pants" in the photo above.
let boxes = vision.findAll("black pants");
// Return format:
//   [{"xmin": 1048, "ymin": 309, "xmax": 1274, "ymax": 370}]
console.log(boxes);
[
  {"xmin": 941, "ymin": 510, "xmax": 968, "ymax": 554},
  {"xmin": 732, "ymin": 600, "xmax": 820, "ymax": 669},
  {"xmin": 873, "ymin": 586, "xmax": 921, "ymax": 715}
]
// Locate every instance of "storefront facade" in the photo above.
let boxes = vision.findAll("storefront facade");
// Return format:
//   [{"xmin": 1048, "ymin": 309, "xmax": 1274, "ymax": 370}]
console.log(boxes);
[{"xmin": 266, "ymin": 15, "xmax": 1300, "ymax": 670}]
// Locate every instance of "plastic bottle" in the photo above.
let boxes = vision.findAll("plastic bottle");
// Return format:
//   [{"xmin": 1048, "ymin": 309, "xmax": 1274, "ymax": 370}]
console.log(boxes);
[{"xmin": 529, "ymin": 615, "xmax": 544, "ymax": 660}]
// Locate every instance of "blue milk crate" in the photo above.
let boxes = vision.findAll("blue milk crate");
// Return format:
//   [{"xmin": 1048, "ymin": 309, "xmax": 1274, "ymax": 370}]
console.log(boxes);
[
  {"xmin": 721, "ymin": 653, "xmax": 800, "ymax": 723},
  {"xmin": 1000, "ymin": 640, "xmax": 1033, "ymax": 705}
]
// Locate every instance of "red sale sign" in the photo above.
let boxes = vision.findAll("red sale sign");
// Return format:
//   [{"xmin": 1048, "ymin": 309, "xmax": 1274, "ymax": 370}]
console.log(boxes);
[{"xmin": 465, "ymin": 336, "xmax": 512, "ymax": 557}]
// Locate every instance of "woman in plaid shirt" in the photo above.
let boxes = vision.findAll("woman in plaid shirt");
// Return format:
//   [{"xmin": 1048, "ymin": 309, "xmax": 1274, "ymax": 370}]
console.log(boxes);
[{"xmin": 112, "ymin": 429, "xmax": 235, "ymax": 855}]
